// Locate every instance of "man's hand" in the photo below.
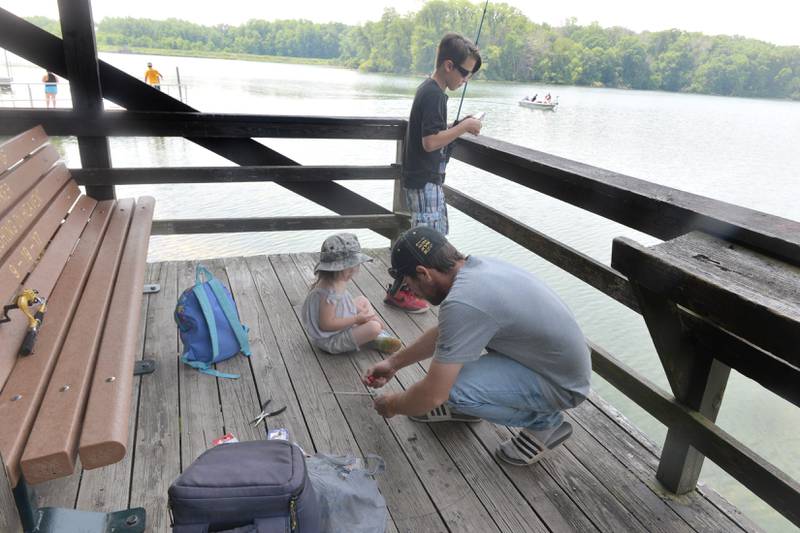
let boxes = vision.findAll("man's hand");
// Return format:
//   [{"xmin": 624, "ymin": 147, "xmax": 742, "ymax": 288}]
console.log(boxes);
[
  {"xmin": 373, "ymin": 393, "xmax": 399, "ymax": 418},
  {"xmin": 363, "ymin": 358, "xmax": 396, "ymax": 388}
]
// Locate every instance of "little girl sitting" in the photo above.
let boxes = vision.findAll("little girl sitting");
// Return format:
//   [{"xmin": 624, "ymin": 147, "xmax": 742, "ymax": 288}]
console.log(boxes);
[{"xmin": 301, "ymin": 233, "xmax": 401, "ymax": 355}]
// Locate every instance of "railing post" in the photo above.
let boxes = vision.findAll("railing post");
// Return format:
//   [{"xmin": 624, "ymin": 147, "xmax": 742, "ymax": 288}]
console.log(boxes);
[
  {"xmin": 57, "ymin": 0, "xmax": 115, "ymax": 200},
  {"xmin": 630, "ymin": 282, "xmax": 731, "ymax": 494},
  {"xmin": 391, "ymin": 138, "xmax": 410, "ymax": 243}
]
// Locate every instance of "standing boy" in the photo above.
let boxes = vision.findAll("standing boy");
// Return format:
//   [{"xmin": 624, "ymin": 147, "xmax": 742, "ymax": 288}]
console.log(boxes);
[
  {"xmin": 384, "ymin": 32, "xmax": 483, "ymax": 313},
  {"xmin": 144, "ymin": 62, "xmax": 163, "ymax": 90}
]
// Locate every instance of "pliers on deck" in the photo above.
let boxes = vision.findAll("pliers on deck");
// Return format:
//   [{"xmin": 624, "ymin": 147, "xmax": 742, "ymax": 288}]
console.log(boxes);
[{"xmin": 250, "ymin": 399, "xmax": 287, "ymax": 427}]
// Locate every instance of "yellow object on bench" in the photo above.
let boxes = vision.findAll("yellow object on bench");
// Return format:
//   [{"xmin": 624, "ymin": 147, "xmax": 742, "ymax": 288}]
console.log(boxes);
[{"xmin": 0, "ymin": 126, "xmax": 155, "ymax": 486}]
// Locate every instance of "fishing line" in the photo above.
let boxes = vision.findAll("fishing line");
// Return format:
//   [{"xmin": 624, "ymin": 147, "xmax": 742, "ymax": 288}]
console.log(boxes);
[{"xmin": 454, "ymin": 0, "xmax": 490, "ymax": 122}]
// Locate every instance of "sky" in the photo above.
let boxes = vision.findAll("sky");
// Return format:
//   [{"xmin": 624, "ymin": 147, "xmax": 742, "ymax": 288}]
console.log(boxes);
[{"xmin": 1, "ymin": 0, "xmax": 798, "ymax": 47}]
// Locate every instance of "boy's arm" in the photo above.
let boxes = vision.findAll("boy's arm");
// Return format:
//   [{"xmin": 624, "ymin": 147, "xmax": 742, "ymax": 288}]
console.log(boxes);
[{"xmin": 421, "ymin": 117, "xmax": 482, "ymax": 152}]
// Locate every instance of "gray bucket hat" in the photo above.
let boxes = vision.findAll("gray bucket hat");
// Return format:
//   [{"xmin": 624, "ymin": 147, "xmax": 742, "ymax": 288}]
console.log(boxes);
[{"xmin": 315, "ymin": 233, "xmax": 373, "ymax": 273}]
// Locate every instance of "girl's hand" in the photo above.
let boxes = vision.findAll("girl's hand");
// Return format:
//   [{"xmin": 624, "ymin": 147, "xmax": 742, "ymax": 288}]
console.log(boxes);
[{"xmin": 355, "ymin": 310, "xmax": 376, "ymax": 325}]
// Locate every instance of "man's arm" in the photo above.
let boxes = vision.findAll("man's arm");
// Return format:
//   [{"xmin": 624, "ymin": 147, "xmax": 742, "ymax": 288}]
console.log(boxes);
[
  {"xmin": 386, "ymin": 325, "xmax": 438, "ymax": 370},
  {"xmin": 375, "ymin": 359, "xmax": 462, "ymax": 417},
  {"xmin": 362, "ymin": 326, "xmax": 439, "ymax": 387}
]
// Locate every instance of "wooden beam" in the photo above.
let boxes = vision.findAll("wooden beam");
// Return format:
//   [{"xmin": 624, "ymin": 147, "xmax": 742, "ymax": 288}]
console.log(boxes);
[
  {"xmin": 56, "ymin": 0, "xmax": 114, "ymax": 200},
  {"xmin": 71, "ymin": 165, "xmax": 400, "ymax": 185},
  {"xmin": 628, "ymin": 282, "xmax": 731, "ymax": 494},
  {"xmin": 612, "ymin": 234, "xmax": 800, "ymax": 368},
  {"xmin": 451, "ymin": 135, "xmax": 800, "ymax": 267},
  {"xmin": 0, "ymin": 110, "xmax": 406, "ymax": 140},
  {"xmin": 0, "ymin": 11, "xmax": 395, "ymax": 234},
  {"xmin": 590, "ymin": 341, "xmax": 800, "ymax": 528},
  {"xmin": 444, "ymin": 185, "xmax": 639, "ymax": 311},
  {"xmin": 152, "ymin": 214, "xmax": 403, "ymax": 235}
]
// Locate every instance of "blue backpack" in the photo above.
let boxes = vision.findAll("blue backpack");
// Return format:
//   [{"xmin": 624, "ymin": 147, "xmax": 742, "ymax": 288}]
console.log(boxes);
[{"xmin": 175, "ymin": 265, "xmax": 251, "ymax": 379}]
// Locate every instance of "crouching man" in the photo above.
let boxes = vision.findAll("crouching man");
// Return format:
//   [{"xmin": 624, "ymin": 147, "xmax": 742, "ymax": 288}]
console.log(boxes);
[{"xmin": 364, "ymin": 227, "xmax": 591, "ymax": 465}]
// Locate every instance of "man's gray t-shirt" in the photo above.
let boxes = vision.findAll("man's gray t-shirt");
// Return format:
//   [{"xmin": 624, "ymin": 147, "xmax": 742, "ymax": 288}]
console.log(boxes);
[{"xmin": 435, "ymin": 256, "xmax": 591, "ymax": 408}]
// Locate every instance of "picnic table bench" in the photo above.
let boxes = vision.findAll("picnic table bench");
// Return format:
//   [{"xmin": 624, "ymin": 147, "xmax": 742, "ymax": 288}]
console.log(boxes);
[{"xmin": 0, "ymin": 126, "xmax": 154, "ymax": 531}]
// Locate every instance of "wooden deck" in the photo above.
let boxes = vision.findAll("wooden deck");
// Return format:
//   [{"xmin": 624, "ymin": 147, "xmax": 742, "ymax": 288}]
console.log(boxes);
[{"xmin": 30, "ymin": 250, "xmax": 762, "ymax": 533}]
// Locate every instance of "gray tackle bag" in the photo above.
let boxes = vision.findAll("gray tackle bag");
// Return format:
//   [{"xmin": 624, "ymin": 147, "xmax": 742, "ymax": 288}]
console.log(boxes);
[{"xmin": 168, "ymin": 440, "xmax": 321, "ymax": 532}]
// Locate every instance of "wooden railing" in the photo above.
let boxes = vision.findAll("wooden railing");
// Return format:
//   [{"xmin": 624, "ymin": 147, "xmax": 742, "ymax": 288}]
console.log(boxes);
[{"xmin": 1, "ymin": 109, "xmax": 798, "ymax": 527}]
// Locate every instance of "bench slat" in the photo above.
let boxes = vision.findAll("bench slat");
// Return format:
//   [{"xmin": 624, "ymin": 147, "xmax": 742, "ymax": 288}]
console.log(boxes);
[
  {"xmin": 20, "ymin": 199, "xmax": 135, "ymax": 485},
  {"xmin": 0, "ymin": 178, "xmax": 81, "ymax": 309},
  {"xmin": 0, "ymin": 126, "xmax": 48, "ymax": 175},
  {"xmin": 0, "ymin": 164, "xmax": 73, "ymax": 264},
  {"xmin": 79, "ymin": 196, "xmax": 155, "ymax": 469},
  {"xmin": 0, "ymin": 198, "xmax": 109, "ymax": 486},
  {"xmin": 0, "ymin": 181, "xmax": 82, "ymax": 390},
  {"xmin": 0, "ymin": 144, "xmax": 60, "ymax": 218}
]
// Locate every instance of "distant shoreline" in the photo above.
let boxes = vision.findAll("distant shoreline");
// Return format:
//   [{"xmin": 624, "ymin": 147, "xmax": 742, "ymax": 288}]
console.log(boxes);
[{"xmin": 98, "ymin": 45, "xmax": 343, "ymax": 68}]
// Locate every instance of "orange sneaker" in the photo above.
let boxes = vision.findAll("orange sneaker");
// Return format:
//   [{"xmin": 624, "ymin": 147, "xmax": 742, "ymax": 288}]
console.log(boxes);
[{"xmin": 384, "ymin": 287, "xmax": 429, "ymax": 313}]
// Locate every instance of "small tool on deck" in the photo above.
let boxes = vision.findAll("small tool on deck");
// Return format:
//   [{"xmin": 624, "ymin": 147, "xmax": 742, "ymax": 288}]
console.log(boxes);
[
  {"xmin": 324, "ymin": 391, "xmax": 376, "ymax": 397},
  {"xmin": 1, "ymin": 289, "xmax": 47, "ymax": 356},
  {"xmin": 250, "ymin": 399, "xmax": 287, "ymax": 427}
]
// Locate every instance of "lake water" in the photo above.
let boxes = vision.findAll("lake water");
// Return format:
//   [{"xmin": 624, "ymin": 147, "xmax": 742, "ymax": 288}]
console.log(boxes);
[{"xmin": 7, "ymin": 52, "xmax": 800, "ymax": 531}]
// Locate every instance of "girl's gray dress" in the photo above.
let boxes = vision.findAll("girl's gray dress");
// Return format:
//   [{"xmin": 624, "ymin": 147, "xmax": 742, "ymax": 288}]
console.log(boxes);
[{"xmin": 301, "ymin": 287, "xmax": 359, "ymax": 354}]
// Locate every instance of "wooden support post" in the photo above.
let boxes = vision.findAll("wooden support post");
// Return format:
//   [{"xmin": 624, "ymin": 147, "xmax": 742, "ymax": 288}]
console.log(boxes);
[
  {"xmin": 57, "ymin": 0, "xmax": 115, "ymax": 200},
  {"xmin": 0, "ymin": 452, "xmax": 23, "ymax": 533},
  {"xmin": 391, "ymin": 139, "xmax": 410, "ymax": 243},
  {"xmin": 631, "ymin": 283, "xmax": 731, "ymax": 494}
]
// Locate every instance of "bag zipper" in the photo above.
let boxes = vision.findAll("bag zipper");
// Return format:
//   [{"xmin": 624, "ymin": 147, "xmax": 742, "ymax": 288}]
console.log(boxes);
[{"xmin": 289, "ymin": 496, "xmax": 298, "ymax": 531}]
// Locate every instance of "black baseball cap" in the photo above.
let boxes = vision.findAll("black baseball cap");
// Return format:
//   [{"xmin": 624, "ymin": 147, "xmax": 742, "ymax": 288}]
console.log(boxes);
[{"xmin": 389, "ymin": 226, "xmax": 448, "ymax": 280}]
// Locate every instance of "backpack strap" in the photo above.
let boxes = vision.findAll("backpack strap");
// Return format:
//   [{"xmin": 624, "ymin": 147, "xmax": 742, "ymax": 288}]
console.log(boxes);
[
  {"xmin": 192, "ymin": 282, "xmax": 219, "ymax": 361},
  {"xmin": 180, "ymin": 355, "xmax": 240, "ymax": 379},
  {"xmin": 207, "ymin": 276, "xmax": 252, "ymax": 357}
]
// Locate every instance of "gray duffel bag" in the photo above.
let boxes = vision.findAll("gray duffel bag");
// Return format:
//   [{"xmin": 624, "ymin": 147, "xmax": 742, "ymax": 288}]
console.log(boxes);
[{"xmin": 168, "ymin": 440, "xmax": 321, "ymax": 532}]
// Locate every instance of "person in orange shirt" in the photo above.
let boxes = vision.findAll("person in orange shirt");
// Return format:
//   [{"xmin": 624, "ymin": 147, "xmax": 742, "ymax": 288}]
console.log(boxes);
[{"xmin": 144, "ymin": 62, "xmax": 163, "ymax": 90}]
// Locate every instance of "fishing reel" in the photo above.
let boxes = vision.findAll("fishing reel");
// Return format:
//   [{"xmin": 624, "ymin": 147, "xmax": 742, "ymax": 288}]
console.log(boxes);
[{"xmin": 1, "ymin": 288, "xmax": 47, "ymax": 356}]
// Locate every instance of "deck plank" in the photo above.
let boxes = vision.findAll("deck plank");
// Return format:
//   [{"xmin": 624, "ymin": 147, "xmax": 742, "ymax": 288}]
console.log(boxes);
[
  {"xmin": 223, "ymin": 256, "xmax": 315, "ymax": 452},
  {"xmin": 244, "ymin": 255, "xmax": 357, "ymax": 455},
  {"xmin": 204, "ymin": 259, "xmax": 264, "ymax": 445},
  {"xmin": 271, "ymin": 253, "xmax": 449, "ymax": 533},
  {"xmin": 287, "ymin": 253, "xmax": 510, "ymax": 532},
  {"xmin": 129, "ymin": 261, "xmax": 181, "ymax": 532},
  {"xmin": 177, "ymin": 260, "xmax": 225, "ymax": 467},
  {"xmin": 584, "ymin": 392, "xmax": 763, "ymax": 533}
]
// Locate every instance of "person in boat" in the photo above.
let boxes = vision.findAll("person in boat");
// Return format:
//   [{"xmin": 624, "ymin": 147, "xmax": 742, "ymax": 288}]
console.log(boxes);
[
  {"xmin": 544, "ymin": 93, "xmax": 551, "ymax": 103},
  {"xmin": 365, "ymin": 227, "xmax": 591, "ymax": 466},
  {"xmin": 42, "ymin": 71, "xmax": 58, "ymax": 109},
  {"xmin": 144, "ymin": 62, "xmax": 163, "ymax": 90},
  {"xmin": 531, "ymin": 93, "xmax": 538, "ymax": 102},
  {"xmin": 384, "ymin": 32, "xmax": 482, "ymax": 314}
]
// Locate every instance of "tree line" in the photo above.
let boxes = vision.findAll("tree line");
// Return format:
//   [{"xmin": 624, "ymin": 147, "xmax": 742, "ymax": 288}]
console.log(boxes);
[{"xmin": 25, "ymin": 0, "xmax": 800, "ymax": 100}]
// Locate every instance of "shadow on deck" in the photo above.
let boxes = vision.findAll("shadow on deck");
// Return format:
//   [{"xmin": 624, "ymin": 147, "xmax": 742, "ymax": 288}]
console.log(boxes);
[{"xmin": 32, "ymin": 250, "xmax": 761, "ymax": 533}]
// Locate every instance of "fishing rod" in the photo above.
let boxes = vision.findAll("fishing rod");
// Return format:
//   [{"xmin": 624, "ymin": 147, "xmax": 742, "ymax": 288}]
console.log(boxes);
[{"xmin": 454, "ymin": 0, "xmax": 490, "ymax": 123}]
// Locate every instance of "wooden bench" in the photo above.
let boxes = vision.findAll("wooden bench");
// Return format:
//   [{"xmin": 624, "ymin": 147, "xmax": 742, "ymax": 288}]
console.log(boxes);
[
  {"xmin": 611, "ymin": 230, "xmax": 800, "ymax": 522},
  {"xmin": 0, "ymin": 126, "xmax": 154, "ymax": 529}
]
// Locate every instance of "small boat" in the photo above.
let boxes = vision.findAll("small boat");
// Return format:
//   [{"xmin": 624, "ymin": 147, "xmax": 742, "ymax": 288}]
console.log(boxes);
[{"xmin": 519, "ymin": 98, "xmax": 558, "ymax": 110}]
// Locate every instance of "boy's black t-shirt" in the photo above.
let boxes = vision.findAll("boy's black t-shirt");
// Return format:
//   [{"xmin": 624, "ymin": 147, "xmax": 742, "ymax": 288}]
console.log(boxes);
[{"xmin": 402, "ymin": 78, "xmax": 448, "ymax": 189}]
